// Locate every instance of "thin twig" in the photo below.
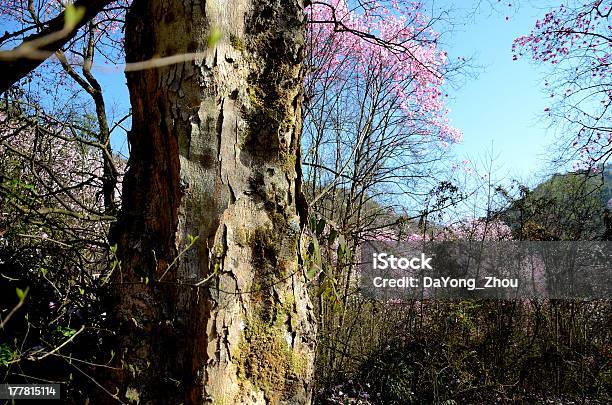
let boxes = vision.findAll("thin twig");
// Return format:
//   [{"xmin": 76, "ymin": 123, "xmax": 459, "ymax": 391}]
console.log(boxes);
[{"xmin": 33, "ymin": 325, "xmax": 85, "ymax": 360}]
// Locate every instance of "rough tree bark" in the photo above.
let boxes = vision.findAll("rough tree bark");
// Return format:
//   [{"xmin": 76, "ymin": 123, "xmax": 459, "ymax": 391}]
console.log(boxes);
[{"xmin": 104, "ymin": 0, "xmax": 315, "ymax": 403}]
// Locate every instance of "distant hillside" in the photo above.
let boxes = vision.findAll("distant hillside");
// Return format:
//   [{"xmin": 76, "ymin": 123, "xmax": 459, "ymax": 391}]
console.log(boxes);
[{"xmin": 501, "ymin": 164, "xmax": 611, "ymax": 240}]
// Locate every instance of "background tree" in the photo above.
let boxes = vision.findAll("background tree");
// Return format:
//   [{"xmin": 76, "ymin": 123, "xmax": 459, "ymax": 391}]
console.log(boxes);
[
  {"xmin": 500, "ymin": 171, "xmax": 610, "ymax": 241},
  {"xmin": 0, "ymin": 107, "xmax": 124, "ymax": 400},
  {"xmin": 1, "ymin": 3, "xmax": 128, "ymax": 398},
  {"xmin": 301, "ymin": 0, "xmax": 466, "ymax": 388}
]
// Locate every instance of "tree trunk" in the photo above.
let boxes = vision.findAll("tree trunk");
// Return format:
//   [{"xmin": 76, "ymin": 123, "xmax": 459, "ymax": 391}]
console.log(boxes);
[{"xmin": 104, "ymin": 0, "xmax": 315, "ymax": 403}]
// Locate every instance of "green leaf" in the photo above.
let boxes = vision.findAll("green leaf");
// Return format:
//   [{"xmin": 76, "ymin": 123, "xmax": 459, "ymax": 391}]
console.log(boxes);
[
  {"xmin": 207, "ymin": 27, "xmax": 223, "ymax": 47},
  {"xmin": 56, "ymin": 326, "xmax": 77, "ymax": 338},
  {"xmin": 15, "ymin": 287, "xmax": 28, "ymax": 302},
  {"xmin": 0, "ymin": 343, "xmax": 16, "ymax": 366},
  {"xmin": 64, "ymin": 4, "xmax": 86, "ymax": 30}
]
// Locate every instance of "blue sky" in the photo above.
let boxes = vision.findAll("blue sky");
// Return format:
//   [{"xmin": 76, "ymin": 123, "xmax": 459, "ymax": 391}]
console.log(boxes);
[
  {"xmin": 100, "ymin": 1, "xmax": 563, "ymax": 187},
  {"xmin": 1, "ymin": 0, "xmax": 563, "ymax": 187},
  {"xmin": 95, "ymin": 68, "xmax": 131, "ymax": 156},
  {"xmin": 439, "ymin": 0, "xmax": 563, "ymax": 185}
]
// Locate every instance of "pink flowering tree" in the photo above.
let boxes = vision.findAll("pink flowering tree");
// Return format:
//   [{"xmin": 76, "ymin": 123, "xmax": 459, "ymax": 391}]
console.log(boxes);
[
  {"xmin": 300, "ymin": 3, "xmax": 466, "ymax": 387},
  {"xmin": 1, "ymin": 1, "xmax": 132, "ymax": 217},
  {"xmin": 513, "ymin": 0, "xmax": 612, "ymax": 170},
  {"xmin": 306, "ymin": 0, "xmax": 461, "ymax": 144},
  {"xmin": 303, "ymin": 1, "xmax": 462, "ymax": 238},
  {"xmin": 0, "ymin": 111, "xmax": 124, "ymax": 231},
  {"xmin": 381, "ymin": 217, "xmax": 513, "ymax": 243},
  {"xmin": 0, "ymin": 108, "xmax": 126, "ymax": 271},
  {"xmin": 0, "ymin": 109, "xmax": 125, "ymax": 386},
  {"xmin": 433, "ymin": 218, "xmax": 513, "ymax": 241}
]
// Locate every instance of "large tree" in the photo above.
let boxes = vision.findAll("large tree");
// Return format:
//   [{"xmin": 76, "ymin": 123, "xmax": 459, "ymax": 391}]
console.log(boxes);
[{"xmin": 103, "ymin": 0, "xmax": 315, "ymax": 403}]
